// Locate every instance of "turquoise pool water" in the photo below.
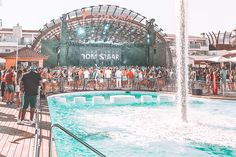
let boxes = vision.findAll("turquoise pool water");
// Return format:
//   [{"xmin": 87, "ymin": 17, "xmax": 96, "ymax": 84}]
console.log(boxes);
[{"xmin": 47, "ymin": 91, "xmax": 236, "ymax": 157}]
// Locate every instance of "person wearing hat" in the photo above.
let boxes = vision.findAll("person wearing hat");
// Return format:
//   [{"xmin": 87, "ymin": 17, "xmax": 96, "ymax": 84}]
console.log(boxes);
[{"xmin": 17, "ymin": 66, "xmax": 41, "ymax": 125}]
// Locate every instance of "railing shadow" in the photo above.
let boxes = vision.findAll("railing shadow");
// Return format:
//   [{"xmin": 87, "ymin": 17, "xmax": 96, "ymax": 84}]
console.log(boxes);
[
  {"xmin": 0, "ymin": 112, "xmax": 17, "ymax": 122},
  {"xmin": 0, "ymin": 125, "xmax": 34, "ymax": 144}
]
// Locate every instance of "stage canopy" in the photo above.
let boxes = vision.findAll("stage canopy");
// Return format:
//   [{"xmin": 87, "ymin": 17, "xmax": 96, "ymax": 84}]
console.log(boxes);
[{"xmin": 31, "ymin": 5, "xmax": 171, "ymax": 67}]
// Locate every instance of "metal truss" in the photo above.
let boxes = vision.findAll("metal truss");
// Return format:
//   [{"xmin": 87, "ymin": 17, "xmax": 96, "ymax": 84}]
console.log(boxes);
[{"xmin": 32, "ymin": 5, "xmax": 166, "ymax": 52}]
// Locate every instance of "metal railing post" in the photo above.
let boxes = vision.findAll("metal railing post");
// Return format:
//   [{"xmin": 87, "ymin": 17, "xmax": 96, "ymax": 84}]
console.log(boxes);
[
  {"xmin": 49, "ymin": 125, "xmax": 53, "ymax": 157},
  {"xmin": 49, "ymin": 123, "xmax": 106, "ymax": 157},
  {"xmin": 33, "ymin": 86, "xmax": 41, "ymax": 157}
]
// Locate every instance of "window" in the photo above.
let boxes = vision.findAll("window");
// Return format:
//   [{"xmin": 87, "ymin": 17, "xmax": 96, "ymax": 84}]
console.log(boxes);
[{"xmin": 5, "ymin": 49, "xmax": 11, "ymax": 52}]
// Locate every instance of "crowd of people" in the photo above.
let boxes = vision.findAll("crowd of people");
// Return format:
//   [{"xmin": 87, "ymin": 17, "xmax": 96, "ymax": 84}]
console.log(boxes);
[
  {"xmin": 1, "ymin": 66, "xmax": 41, "ymax": 125},
  {"xmin": 189, "ymin": 64, "xmax": 236, "ymax": 95},
  {"xmin": 39, "ymin": 66, "xmax": 173, "ymax": 93},
  {"xmin": 0, "ymin": 64, "xmax": 236, "ymax": 125},
  {"xmin": 36, "ymin": 65, "xmax": 236, "ymax": 94}
]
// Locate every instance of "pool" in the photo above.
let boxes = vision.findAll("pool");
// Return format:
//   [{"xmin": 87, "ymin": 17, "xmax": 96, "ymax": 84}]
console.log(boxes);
[{"xmin": 47, "ymin": 91, "xmax": 236, "ymax": 157}]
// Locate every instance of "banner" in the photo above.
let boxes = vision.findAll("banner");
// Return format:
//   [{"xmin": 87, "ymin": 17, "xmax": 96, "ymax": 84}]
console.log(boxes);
[{"xmin": 41, "ymin": 40, "xmax": 146, "ymax": 67}]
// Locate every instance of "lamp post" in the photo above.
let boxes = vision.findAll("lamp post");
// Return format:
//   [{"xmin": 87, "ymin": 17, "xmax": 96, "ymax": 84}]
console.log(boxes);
[{"xmin": 15, "ymin": 37, "xmax": 19, "ymax": 70}]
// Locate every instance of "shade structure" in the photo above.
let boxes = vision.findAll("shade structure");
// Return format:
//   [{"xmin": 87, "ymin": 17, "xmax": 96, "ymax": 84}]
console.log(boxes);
[
  {"xmin": 223, "ymin": 53, "xmax": 236, "ymax": 57},
  {"xmin": 227, "ymin": 57, "xmax": 236, "ymax": 63},
  {"xmin": 0, "ymin": 57, "xmax": 6, "ymax": 63},
  {"xmin": 228, "ymin": 50, "xmax": 236, "ymax": 53},
  {"xmin": 188, "ymin": 56, "xmax": 212, "ymax": 65},
  {"xmin": 204, "ymin": 56, "xmax": 228, "ymax": 62}
]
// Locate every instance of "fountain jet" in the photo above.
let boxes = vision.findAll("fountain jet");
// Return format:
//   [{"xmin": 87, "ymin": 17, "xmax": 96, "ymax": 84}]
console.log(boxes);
[{"xmin": 176, "ymin": 0, "xmax": 188, "ymax": 122}]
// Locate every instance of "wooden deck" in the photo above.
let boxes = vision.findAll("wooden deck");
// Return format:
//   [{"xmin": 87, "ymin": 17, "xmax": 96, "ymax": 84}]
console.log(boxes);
[{"xmin": 0, "ymin": 98, "xmax": 57, "ymax": 157}]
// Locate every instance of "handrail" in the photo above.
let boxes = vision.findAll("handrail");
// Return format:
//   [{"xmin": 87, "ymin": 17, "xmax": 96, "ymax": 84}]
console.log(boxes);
[
  {"xmin": 49, "ymin": 123, "xmax": 106, "ymax": 157},
  {"xmin": 43, "ymin": 77, "xmax": 235, "ymax": 95},
  {"xmin": 34, "ymin": 86, "xmax": 41, "ymax": 157}
]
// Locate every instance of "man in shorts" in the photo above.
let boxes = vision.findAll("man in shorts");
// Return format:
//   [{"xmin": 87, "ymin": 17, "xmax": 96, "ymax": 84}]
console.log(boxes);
[
  {"xmin": 5, "ymin": 68, "xmax": 15, "ymax": 104},
  {"xmin": 17, "ymin": 66, "xmax": 41, "ymax": 125}
]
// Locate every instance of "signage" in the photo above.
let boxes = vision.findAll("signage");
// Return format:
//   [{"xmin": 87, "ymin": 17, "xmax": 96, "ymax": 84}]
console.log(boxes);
[{"xmin": 81, "ymin": 53, "xmax": 120, "ymax": 60}]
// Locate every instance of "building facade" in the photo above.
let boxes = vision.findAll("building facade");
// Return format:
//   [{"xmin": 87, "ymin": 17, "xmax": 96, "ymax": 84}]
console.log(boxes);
[
  {"xmin": 165, "ymin": 34, "xmax": 209, "ymax": 54},
  {"xmin": 0, "ymin": 23, "xmax": 39, "ymax": 53},
  {"xmin": 0, "ymin": 47, "xmax": 48, "ymax": 69},
  {"xmin": 165, "ymin": 34, "xmax": 209, "ymax": 65}
]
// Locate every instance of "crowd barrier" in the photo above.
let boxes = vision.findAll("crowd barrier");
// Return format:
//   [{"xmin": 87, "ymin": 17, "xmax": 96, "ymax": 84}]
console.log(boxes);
[{"xmin": 41, "ymin": 77, "xmax": 236, "ymax": 96}]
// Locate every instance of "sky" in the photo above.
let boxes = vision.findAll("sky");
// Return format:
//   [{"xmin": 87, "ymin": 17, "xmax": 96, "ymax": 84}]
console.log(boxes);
[{"xmin": 0, "ymin": 0, "xmax": 235, "ymax": 35}]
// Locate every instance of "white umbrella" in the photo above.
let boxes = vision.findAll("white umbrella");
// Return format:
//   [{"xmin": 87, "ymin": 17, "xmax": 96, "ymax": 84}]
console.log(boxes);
[
  {"xmin": 0, "ymin": 57, "xmax": 6, "ymax": 63},
  {"xmin": 204, "ymin": 56, "xmax": 228, "ymax": 62},
  {"xmin": 227, "ymin": 57, "xmax": 236, "ymax": 63},
  {"xmin": 228, "ymin": 50, "xmax": 236, "ymax": 53}
]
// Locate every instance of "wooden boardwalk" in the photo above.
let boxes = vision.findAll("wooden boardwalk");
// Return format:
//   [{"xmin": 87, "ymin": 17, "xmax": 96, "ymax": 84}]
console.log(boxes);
[{"xmin": 0, "ymin": 98, "xmax": 57, "ymax": 157}]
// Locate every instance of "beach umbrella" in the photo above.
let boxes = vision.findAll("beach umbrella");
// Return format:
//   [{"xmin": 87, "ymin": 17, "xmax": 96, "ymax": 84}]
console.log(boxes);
[
  {"xmin": 226, "ymin": 57, "xmax": 236, "ymax": 70},
  {"xmin": 223, "ymin": 50, "xmax": 236, "ymax": 57},
  {"xmin": 227, "ymin": 57, "xmax": 236, "ymax": 63},
  {"xmin": 204, "ymin": 56, "xmax": 228, "ymax": 62},
  {"xmin": 228, "ymin": 50, "xmax": 236, "ymax": 53}
]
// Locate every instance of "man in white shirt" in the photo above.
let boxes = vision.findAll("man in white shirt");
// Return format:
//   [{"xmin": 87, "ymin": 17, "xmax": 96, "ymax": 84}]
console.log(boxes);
[
  {"xmin": 83, "ymin": 68, "xmax": 90, "ymax": 90},
  {"xmin": 104, "ymin": 67, "xmax": 112, "ymax": 88},
  {"xmin": 104, "ymin": 67, "xmax": 111, "ymax": 79},
  {"xmin": 115, "ymin": 68, "xmax": 122, "ymax": 88}
]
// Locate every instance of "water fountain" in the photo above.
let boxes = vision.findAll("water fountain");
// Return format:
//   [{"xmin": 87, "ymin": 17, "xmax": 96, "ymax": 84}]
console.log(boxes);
[
  {"xmin": 49, "ymin": 89, "xmax": 236, "ymax": 156},
  {"xmin": 176, "ymin": 0, "xmax": 188, "ymax": 122}
]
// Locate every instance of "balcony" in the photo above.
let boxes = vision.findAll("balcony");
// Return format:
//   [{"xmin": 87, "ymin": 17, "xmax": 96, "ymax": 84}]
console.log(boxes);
[
  {"xmin": 189, "ymin": 43, "xmax": 209, "ymax": 51},
  {"xmin": 0, "ymin": 37, "xmax": 33, "ymax": 46},
  {"xmin": 190, "ymin": 43, "xmax": 200, "ymax": 49},
  {"xmin": 0, "ymin": 40, "xmax": 18, "ymax": 47}
]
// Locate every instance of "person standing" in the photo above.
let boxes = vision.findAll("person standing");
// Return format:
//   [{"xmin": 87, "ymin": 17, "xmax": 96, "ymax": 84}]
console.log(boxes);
[
  {"xmin": 83, "ymin": 68, "xmax": 90, "ymax": 90},
  {"xmin": 92, "ymin": 69, "xmax": 99, "ymax": 90},
  {"xmin": 17, "ymin": 66, "xmax": 41, "ymax": 125},
  {"xmin": 127, "ymin": 69, "xmax": 134, "ymax": 89},
  {"xmin": 212, "ymin": 70, "xmax": 218, "ymax": 95},
  {"xmin": 1, "ymin": 70, "xmax": 6, "ymax": 102},
  {"xmin": 220, "ymin": 67, "xmax": 227, "ymax": 96},
  {"xmin": 15, "ymin": 69, "xmax": 23, "ymax": 110},
  {"xmin": 104, "ymin": 67, "xmax": 112, "ymax": 89},
  {"xmin": 115, "ymin": 68, "xmax": 122, "ymax": 89},
  {"xmin": 5, "ymin": 68, "xmax": 15, "ymax": 104}
]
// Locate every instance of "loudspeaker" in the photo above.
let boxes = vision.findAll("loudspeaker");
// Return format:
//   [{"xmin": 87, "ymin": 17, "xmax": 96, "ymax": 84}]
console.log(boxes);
[{"xmin": 192, "ymin": 89, "xmax": 203, "ymax": 95}]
